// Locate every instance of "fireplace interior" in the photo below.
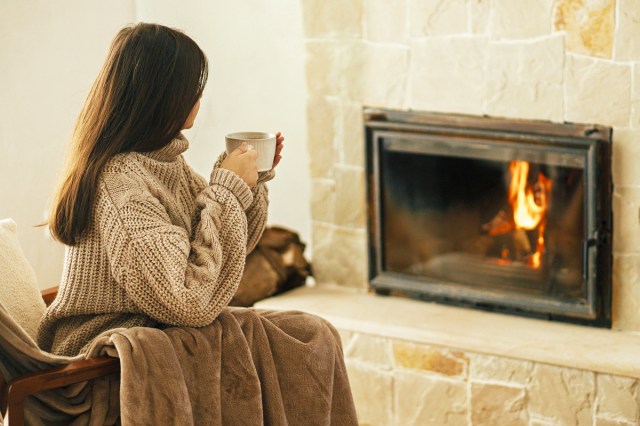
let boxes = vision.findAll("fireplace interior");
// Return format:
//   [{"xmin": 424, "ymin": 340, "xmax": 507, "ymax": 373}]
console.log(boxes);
[{"xmin": 365, "ymin": 108, "xmax": 612, "ymax": 326}]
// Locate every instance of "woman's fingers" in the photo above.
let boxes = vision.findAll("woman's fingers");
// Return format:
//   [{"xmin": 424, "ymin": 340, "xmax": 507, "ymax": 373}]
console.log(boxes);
[
  {"xmin": 272, "ymin": 132, "xmax": 284, "ymax": 168},
  {"xmin": 275, "ymin": 143, "xmax": 283, "ymax": 166},
  {"xmin": 220, "ymin": 143, "xmax": 259, "ymax": 187},
  {"xmin": 231, "ymin": 142, "xmax": 249, "ymax": 155}
]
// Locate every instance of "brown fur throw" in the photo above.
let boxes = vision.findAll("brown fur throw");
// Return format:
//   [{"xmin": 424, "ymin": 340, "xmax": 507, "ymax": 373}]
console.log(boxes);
[
  {"xmin": 0, "ymin": 301, "xmax": 358, "ymax": 425},
  {"xmin": 230, "ymin": 226, "xmax": 311, "ymax": 307}
]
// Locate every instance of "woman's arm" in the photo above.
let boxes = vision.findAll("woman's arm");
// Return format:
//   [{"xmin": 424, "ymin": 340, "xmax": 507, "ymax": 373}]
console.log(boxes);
[
  {"xmin": 210, "ymin": 152, "xmax": 271, "ymax": 254},
  {"xmin": 99, "ymin": 168, "xmax": 253, "ymax": 327},
  {"xmin": 245, "ymin": 179, "xmax": 269, "ymax": 253}
]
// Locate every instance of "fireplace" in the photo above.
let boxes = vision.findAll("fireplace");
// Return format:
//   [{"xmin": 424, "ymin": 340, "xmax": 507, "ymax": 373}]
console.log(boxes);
[{"xmin": 365, "ymin": 108, "xmax": 612, "ymax": 327}]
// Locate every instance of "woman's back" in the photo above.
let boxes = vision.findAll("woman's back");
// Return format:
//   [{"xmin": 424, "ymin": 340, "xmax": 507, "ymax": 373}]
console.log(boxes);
[{"xmin": 38, "ymin": 136, "xmax": 269, "ymax": 356}]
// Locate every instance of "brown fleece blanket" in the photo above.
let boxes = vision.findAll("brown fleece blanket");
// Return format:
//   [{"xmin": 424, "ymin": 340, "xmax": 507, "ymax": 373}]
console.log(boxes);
[{"xmin": 0, "ymin": 303, "xmax": 357, "ymax": 425}]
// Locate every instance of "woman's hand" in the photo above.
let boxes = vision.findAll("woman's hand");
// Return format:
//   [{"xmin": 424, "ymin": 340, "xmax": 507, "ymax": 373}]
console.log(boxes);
[
  {"xmin": 272, "ymin": 132, "xmax": 284, "ymax": 169},
  {"xmin": 220, "ymin": 142, "xmax": 259, "ymax": 187}
]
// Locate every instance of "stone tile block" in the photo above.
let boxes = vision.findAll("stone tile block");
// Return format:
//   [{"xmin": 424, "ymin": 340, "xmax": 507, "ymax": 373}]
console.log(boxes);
[
  {"xmin": 410, "ymin": 36, "xmax": 487, "ymax": 115},
  {"xmin": 392, "ymin": 341, "xmax": 468, "ymax": 377},
  {"xmin": 302, "ymin": 0, "xmax": 363, "ymax": 38},
  {"xmin": 331, "ymin": 227, "xmax": 368, "ymax": 288},
  {"xmin": 311, "ymin": 222, "xmax": 338, "ymax": 285},
  {"xmin": 485, "ymin": 34, "xmax": 564, "ymax": 121},
  {"xmin": 470, "ymin": 353, "xmax": 534, "ymax": 385},
  {"xmin": 306, "ymin": 96, "xmax": 338, "ymax": 178},
  {"xmin": 362, "ymin": 43, "xmax": 409, "ymax": 109},
  {"xmin": 595, "ymin": 418, "xmax": 637, "ymax": 426},
  {"xmin": 612, "ymin": 254, "xmax": 640, "ymax": 331},
  {"xmin": 394, "ymin": 370, "xmax": 467, "ymax": 425},
  {"xmin": 612, "ymin": 128, "xmax": 640, "ymax": 187},
  {"xmin": 344, "ymin": 332, "xmax": 392, "ymax": 368},
  {"xmin": 336, "ymin": 41, "xmax": 367, "ymax": 102},
  {"xmin": 408, "ymin": 0, "xmax": 468, "ymax": 37},
  {"xmin": 469, "ymin": 0, "xmax": 490, "ymax": 34},
  {"xmin": 489, "ymin": 0, "xmax": 554, "ymax": 39},
  {"xmin": 345, "ymin": 361, "xmax": 393, "ymax": 426},
  {"xmin": 613, "ymin": 187, "xmax": 640, "ymax": 254},
  {"xmin": 554, "ymin": 0, "xmax": 615, "ymax": 59},
  {"xmin": 529, "ymin": 418, "xmax": 561, "ymax": 426},
  {"xmin": 339, "ymin": 101, "xmax": 365, "ymax": 167},
  {"xmin": 614, "ymin": 0, "xmax": 640, "ymax": 61},
  {"xmin": 311, "ymin": 178, "xmax": 336, "ymax": 223},
  {"xmin": 528, "ymin": 364, "xmax": 595, "ymax": 425},
  {"xmin": 334, "ymin": 166, "xmax": 366, "ymax": 229},
  {"xmin": 305, "ymin": 41, "xmax": 340, "ymax": 97},
  {"xmin": 595, "ymin": 374, "xmax": 640, "ymax": 423},
  {"xmin": 311, "ymin": 222, "xmax": 368, "ymax": 288},
  {"xmin": 305, "ymin": 41, "xmax": 366, "ymax": 101},
  {"xmin": 471, "ymin": 382, "xmax": 528, "ymax": 425},
  {"xmin": 632, "ymin": 65, "xmax": 640, "ymax": 129},
  {"xmin": 565, "ymin": 55, "xmax": 632, "ymax": 127},
  {"xmin": 364, "ymin": 0, "xmax": 408, "ymax": 44}
]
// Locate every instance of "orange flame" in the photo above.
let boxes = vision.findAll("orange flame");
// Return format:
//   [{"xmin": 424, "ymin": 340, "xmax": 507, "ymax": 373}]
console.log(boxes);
[{"xmin": 508, "ymin": 161, "xmax": 551, "ymax": 268}]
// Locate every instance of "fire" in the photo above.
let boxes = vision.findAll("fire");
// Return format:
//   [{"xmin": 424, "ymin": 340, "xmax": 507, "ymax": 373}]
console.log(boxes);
[{"xmin": 508, "ymin": 161, "xmax": 551, "ymax": 268}]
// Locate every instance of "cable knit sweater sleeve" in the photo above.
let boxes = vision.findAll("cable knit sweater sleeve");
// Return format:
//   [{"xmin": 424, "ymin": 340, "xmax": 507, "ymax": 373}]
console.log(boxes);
[
  {"xmin": 99, "ymin": 166, "xmax": 254, "ymax": 327},
  {"xmin": 208, "ymin": 151, "xmax": 271, "ymax": 254},
  {"xmin": 245, "ymin": 182, "xmax": 269, "ymax": 253}
]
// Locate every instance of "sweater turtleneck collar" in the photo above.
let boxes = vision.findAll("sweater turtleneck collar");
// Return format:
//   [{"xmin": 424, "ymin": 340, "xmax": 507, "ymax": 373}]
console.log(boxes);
[{"xmin": 142, "ymin": 134, "xmax": 189, "ymax": 162}]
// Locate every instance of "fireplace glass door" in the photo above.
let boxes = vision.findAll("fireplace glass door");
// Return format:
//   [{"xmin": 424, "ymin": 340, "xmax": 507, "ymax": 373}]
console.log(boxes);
[{"xmin": 366, "ymin": 109, "xmax": 612, "ymax": 326}]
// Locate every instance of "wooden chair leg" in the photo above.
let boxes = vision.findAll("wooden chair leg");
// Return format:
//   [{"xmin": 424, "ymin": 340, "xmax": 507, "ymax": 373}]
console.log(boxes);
[
  {"xmin": 5, "ymin": 399, "xmax": 24, "ymax": 426},
  {"xmin": 0, "ymin": 373, "xmax": 8, "ymax": 415}
]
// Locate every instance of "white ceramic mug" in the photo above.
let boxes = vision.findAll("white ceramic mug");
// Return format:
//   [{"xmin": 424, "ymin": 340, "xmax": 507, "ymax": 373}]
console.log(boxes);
[{"xmin": 225, "ymin": 132, "xmax": 277, "ymax": 172}]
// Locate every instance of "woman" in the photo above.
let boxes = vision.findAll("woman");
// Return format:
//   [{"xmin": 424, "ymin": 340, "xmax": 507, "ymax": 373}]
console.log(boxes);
[
  {"xmin": 37, "ymin": 23, "xmax": 284, "ymax": 356},
  {"xmin": 31, "ymin": 23, "xmax": 357, "ymax": 425}
]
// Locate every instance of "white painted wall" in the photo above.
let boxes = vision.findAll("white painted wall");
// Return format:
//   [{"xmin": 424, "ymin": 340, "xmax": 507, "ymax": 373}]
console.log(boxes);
[
  {"xmin": 0, "ymin": 0, "xmax": 136, "ymax": 287},
  {"xmin": 0, "ymin": 1, "xmax": 310, "ymax": 287}
]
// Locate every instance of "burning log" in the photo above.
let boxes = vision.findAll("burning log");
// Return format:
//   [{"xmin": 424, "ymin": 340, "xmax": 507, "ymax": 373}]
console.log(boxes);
[
  {"xmin": 481, "ymin": 161, "xmax": 552, "ymax": 269},
  {"xmin": 513, "ymin": 229, "xmax": 532, "ymax": 258},
  {"xmin": 482, "ymin": 206, "xmax": 514, "ymax": 236}
]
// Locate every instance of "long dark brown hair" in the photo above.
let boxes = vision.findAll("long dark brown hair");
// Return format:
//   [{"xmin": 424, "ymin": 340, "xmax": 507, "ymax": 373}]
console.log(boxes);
[{"xmin": 48, "ymin": 23, "xmax": 208, "ymax": 245}]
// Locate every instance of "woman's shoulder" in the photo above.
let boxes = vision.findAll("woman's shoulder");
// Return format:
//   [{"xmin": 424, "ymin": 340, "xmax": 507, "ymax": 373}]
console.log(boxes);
[{"xmin": 103, "ymin": 151, "xmax": 143, "ymax": 173}]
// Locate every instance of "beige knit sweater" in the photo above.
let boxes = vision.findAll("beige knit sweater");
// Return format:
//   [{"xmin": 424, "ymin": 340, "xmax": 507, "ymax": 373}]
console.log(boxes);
[{"xmin": 38, "ymin": 135, "xmax": 271, "ymax": 356}]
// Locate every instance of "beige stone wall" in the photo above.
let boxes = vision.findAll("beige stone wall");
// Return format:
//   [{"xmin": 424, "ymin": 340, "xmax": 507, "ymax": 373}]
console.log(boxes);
[
  {"xmin": 302, "ymin": 0, "xmax": 640, "ymax": 330},
  {"xmin": 340, "ymin": 330, "xmax": 640, "ymax": 425},
  {"xmin": 302, "ymin": 3, "xmax": 640, "ymax": 422}
]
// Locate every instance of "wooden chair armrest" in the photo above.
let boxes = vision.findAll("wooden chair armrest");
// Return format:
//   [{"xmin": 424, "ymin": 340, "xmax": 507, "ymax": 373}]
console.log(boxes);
[
  {"xmin": 2, "ymin": 357, "xmax": 119, "ymax": 425},
  {"xmin": 40, "ymin": 286, "xmax": 59, "ymax": 307}
]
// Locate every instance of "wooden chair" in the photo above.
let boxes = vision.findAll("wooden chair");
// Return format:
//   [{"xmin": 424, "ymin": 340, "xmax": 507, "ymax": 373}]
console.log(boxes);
[{"xmin": 0, "ymin": 286, "xmax": 120, "ymax": 426}]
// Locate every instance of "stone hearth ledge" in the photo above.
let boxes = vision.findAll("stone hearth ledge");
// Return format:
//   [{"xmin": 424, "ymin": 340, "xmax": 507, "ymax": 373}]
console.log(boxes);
[{"xmin": 255, "ymin": 285, "xmax": 640, "ymax": 379}]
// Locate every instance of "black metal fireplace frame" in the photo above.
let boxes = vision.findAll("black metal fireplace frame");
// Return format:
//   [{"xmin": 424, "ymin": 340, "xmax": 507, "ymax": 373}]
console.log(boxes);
[{"xmin": 365, "ymin": 108, "xmax": 612, "ymax": 327}]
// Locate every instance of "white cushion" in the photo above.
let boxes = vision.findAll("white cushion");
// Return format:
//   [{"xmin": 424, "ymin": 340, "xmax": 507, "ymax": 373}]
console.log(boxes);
[{"xmin": 0, "ymin": 218, "xmax": 46, "ymax": 340}]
